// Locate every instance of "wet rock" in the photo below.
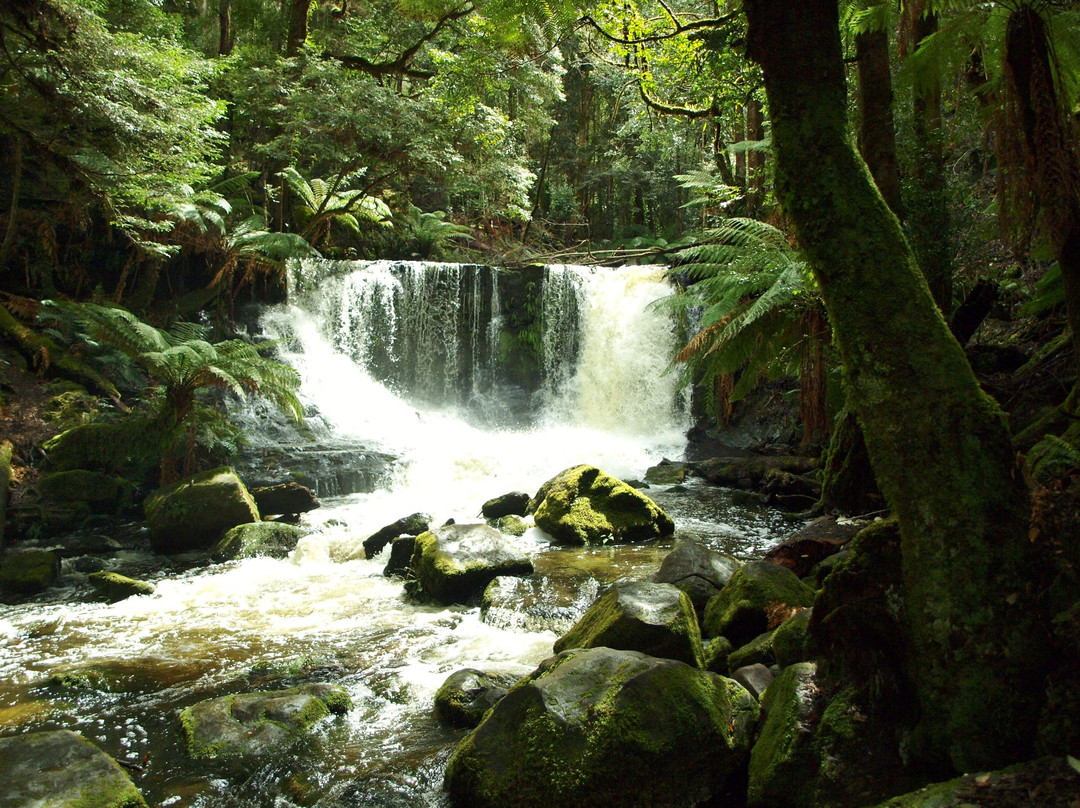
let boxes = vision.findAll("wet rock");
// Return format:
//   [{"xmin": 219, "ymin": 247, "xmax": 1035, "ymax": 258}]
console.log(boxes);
[
  {"xmin": 143, "ymin": 467, "xmax": 260, "ymax": 553},
  {"xmin": 489, "ymin": 514, "xmax": 528, "ymax": 536},
  {"xmin": 0, "ymin": 728, "xmax": 148, "ymax": 807},
  {"xmin": 481, "ymin": 574, "xmax": 599, "ymax": 635},
  {"xmin": 480, "ymin": 491, "xmax": 530, "ymax": 519},
  {"xmin": 434, "ymin": 668, "xmax": 519, "ymax": 728},
  {"xmin": 747, "ymin": 662, "xmax": 824, "ymax": 808},
  {"xmin": 702, "ymin": 560, "xmax": 817, "ymax": 646},
  {"xmin": 731, "ymin": 663, "xmax": 774, "ymax": 700},
  {"xmin": 383, "ymin": 534, "xmax": 417, "ymax": 577},
  {"xmin": 444, "ymin": 647, "xmax": 759, "ymax": 808},
  {"xmin": 251, "ymin": 482, "xmax": 319, "ymax": 517},
  {"xmin": 87, "ymin": 570, "xmax": 155, "ymax": 602},
  {"xmin": 179, "ymin": 683, "xmax": 351, "ymax": 760},
  {"xmin": 763, "ymin": 516, "xmax": 862, "ymax": 578},
  {"xmin": 408, "ymin": 523, "xmax": 533, "ymax": 605},
  {"xmin": 689, "ymin": 455, "xmax": 816, "ymax": 489},
  {"xmin": 212, "ymin": 521, "xmax": 309, "ymax": 561},
  {"xmin": 703, "ymin": 636, "xmax": 734, "ymax": 675},
  {"xmin": 530, "ymin": 464, "xmax": 674, "ymax": 546},
  {"xmin": 644, "ymin": 460, "xmax": 688, "ymax": 485},
  {"xmin": 652, "ymin": 541, "xmax": 743, "ymax": 615},
  {"xmin": 553, "ymin": 581, "xmax": 705, "ymax": 668},
  {"xmin": 38, "ymin": 470, "xmax": 135, "ymax": 516},
  {"xmin": 0, "ymin": 549, "xmax": 60, "ymax": 597},
  {"xmin": 728, "ymin": 629, "xmax": 777, "ymax": 671},
  {"xmin": 362, "ymin": 512, "xmax": 430, "ymax": 558}
]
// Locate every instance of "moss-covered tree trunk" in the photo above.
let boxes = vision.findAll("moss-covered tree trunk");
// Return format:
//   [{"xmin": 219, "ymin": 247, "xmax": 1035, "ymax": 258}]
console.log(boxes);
[{"xmin": 742, "ymin": 0, "xmax": 1044, "ymax": 773}]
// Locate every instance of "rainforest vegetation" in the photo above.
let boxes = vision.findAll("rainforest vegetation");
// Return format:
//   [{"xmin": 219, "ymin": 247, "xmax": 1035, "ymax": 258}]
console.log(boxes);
[{"xmin": 3, "ymin": 0, "xmax": 1080, "ymax": 803}]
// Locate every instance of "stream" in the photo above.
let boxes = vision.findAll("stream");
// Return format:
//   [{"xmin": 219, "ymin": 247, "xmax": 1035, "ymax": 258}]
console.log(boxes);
[{"xmin": 0, "ymin": 261, "xmax": 795, "ymax": 807}]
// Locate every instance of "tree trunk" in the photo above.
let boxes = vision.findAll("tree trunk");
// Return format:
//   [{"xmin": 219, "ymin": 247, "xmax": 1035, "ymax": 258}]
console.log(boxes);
[
  {"xmin": 900, "ymin": 0, "xmax": 953, "ymax": 314},
  {"xmin": 742, "ymin": 0, "xmax": 1043, "ymax": 773},
  {"xmin": 856, "ymin": 28, "xmax": 902, "ymax": 216},
  {"xmin": 0, "ymin": 137, "xmax": 23, "ymax": 269},
  {"xmin": 219, "ymin": 0, "xmax": 234, "ymax": 56},
  {"xmin": 285, "ymin": 0, "xmax": 312, "ymax": 57}
]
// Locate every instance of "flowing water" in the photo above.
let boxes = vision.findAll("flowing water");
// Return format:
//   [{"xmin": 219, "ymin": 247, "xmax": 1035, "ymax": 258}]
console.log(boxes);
[{"xmin": 0, "ymin": 262, "xmax": 794, "ymax": 807}]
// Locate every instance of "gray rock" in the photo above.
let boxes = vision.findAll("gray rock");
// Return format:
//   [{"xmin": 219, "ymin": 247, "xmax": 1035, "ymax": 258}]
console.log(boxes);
[
  {"xmin": 652, "ymin": 541, "xmax": 744, "ymax": 614},
  {"xmin": 251, "ymin": 482, "xmax": 319, "ymax": 517},
  {"xmin": 363, "ymin": 512, "xmax": 430, "ymax": 558},
  {"xmin": 554, "ymin": 580, "xmax": 705, "ymax": 668},
  {"xmin": 383, "ymin": 534, "xmax": 417, "ymax": 577},
  {"xmin": 434, "ymin": 668, "xmax": 519, "ymax": 728},
  {"xmin": 179, "ymin": 683, "xmax": 351, "ymax": 760},
  {"xmin": 408, "ymin": 523, "xmax": 533, "ymax": 605},
  {"xmin": 731, "ymin": 663, "xmax": 774, "ymax": 700},
  {"xmin": 0, "ymin": 729, "xmax": 148, "ymax": 807},
  {"xmin": 480, "ymin": 491, "xmax": 531, "ymax": 519},
  {"xmin": 444, "ymin": 647, "xmax": 758, "ymax": 808}
]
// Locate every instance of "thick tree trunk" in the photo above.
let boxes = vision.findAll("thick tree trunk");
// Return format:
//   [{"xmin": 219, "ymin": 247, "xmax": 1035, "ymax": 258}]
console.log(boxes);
[
  {"xmin": 900, "ymin": 1, "xmax": 953, "ymax": 314},
  {"xmin": 742, "ymin": 0, "xmax": 1043, "ymax": 773},
  {"xmin": 285, "ymin": 0, "xmax": 312, "ymax": 57},
  {"xmin": 856, "ymin": 28, "xmax": 902, "ymax": 216}
]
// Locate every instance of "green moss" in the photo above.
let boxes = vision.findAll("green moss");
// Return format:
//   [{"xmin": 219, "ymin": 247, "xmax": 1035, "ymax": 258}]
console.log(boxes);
[
  {"xmin": 39, "ymin": 471, "xmax": 135, "ymax": 514},
  {"xmin": 727, "ymin": 629, "xmax": 776, "ymax": 671},
  {"xmin": 772, "ymin": 608, "xmax": 813, "ymax": 668},
  {"xmin": 702, "ymin": 561, "xmax": 816, "ymax": 645},
  {"xmin": 0, "ymin": 549, "xmax": 60, "ymax": 595},
  {"xmin": 42, "ymin": 417, "xmax": 166, "ymax": 482}
]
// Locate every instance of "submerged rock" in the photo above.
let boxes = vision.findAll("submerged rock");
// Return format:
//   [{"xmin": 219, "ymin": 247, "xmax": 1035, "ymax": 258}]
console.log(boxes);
[
  {"xmin": 553, "ymin": 580, "xmax": 705, "ymax": 668},
  {"xmin": 408, "ymin": 523, "xmax": 533, "ymax": 605},
  {"xmin": 481, "ymin": 573, "xmax": 598, "ymax": 635},
  {"xmin": 179, "ymin": 683, "xmax": 351, "ymax": 760},
  {"xmin": 702, "ymin": 560, "xmax": 817, "ymax": 646},
  {"xmin": 143, "ymin": 466, "xmax": 260, "ymax": 553},
  {"xmin": 212, "ymin": 521, "xmax": 309, "ymax": 561},
  {"xmin": 0, "ymin": 729, "xmax": 148, "ymax": 807},
  {"xmin": 444, "ymin": 647, "xmax": 758, "ymax": 808},
  {"xmin": 434, "ymin": 668, "xmax": 519, "ymax": 728},
  {"xmin": 87, "ymin": 570, "xmax": 155, "ymax": 602},
  {"xmin": 652, "ymin": 541, "xmax": 744, "ymax": 615},
  {"xmin": 480, "ymin": 491, "xmax": 531, "ymax": 519},
  {"xmin": 363, "ymin": 512, "xmax": 431, "ymax": 558},
  {"xmin": 530, "ymin": 464, "xmax": 674, "ymax": 546}
]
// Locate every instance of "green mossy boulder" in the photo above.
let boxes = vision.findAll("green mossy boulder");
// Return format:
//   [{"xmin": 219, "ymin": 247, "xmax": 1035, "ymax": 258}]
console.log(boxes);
[
  {"xmin": 444, "ymin": 647, "xmax": 759, "ymax": 808},
  {"xmin": 87, "ymin": 571, "xmax": 155, "ymax": 602},
  {"xmin": 41, "ymin": 416, "xmax": 165, "ymax": 482},
  {"xmin": 0, "ymin": 549, "xmax": 60, "ymax": 597},
  {"xmin": 702, "ymin": 560, "xmax": 816, "ymax": 646},
  {"xmin": 408, "ymin": 523, "xmax": 533, "ymax": 605},
  {"xmin": 490, "ymin": 514, "xmax": 528, "ymax": 536},
  {"xmin": 212, "ymin": 521, "xmax": 309, "ymax": 561},
  {"xmin": 39, "ymin": 470, "xmax": 135, "ymax": 515},
  {"xmin": 0, "ymin": 729, "xmax": 148, "ymax": 807},
  {"xmin": 703, "ymin": 636, "xmax": 734, "ymax": 675},
  {"xmin": 644, "ymin": 460, "xmax": 688, "ymax": 485},
  {"xmin": 179, "ymin": 683, "xmax": 351, "ymax": 760},
  {"xmin": 773, "ymin": 607, "xmax": 814, "ymax": 668},
  {"xmin": 553, "ymin": 581, "xmax": 705, "ymax": 668},
  {"xmin": 434, "ymin": 668, "xmax": 519, "ymax": 728},
  {"xmin": 143, "ymin": 466, "xmax": 260, "ymax": 553},
  {"xmin": 531, "ymin": 464, "xmax": 675, "ymax": 546},
  {"xmin": 747, "ymin": 662, "xmax": 824, "ymax": 808},
  {"xmin": 727, "ymin": 629, "xmax": 776, "ymax": 671}
]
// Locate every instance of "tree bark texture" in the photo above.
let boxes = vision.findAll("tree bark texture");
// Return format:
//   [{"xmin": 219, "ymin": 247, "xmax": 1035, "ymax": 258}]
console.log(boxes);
[
  {"xmin": 856, "ymin": 28, "xmax": 902, "ymax": 216},
  {"xmin": 285, "ymin": 0, "xmax": 312, "ymax": 57},
  {"xmin": 742, "ymin": 0, "xmax": 1042, "ymax": 773}
]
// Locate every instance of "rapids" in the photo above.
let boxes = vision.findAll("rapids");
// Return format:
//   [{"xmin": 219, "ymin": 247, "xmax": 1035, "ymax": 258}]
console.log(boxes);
[{"xmin": 0, "ymin": 262, "xmax": 793, "ymax": 807}]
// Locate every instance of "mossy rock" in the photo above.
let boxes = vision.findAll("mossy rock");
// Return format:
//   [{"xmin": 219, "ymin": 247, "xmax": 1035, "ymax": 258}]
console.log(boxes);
[
  {"xmin": 212, "ymin": 521, "xmax": 309, "ymax": 562},
  {"xmin": 39, "ymin": 470, "xmax": 136, "ymax": 515},
  {"xmin": 481, "ymin": 491, "xmax": 531, "ymax": 519},
  {"xmin": 703, "ymin": 636, "xmax": 734, "ymax": 675},
  {"xmin": 444, "ymin": 647, "xmax": 759, "ymax": 808},
  {"xmin": 179, "ymin": 683, "xmax": 351, "ymax": 760},
  {"xmin": 41, "ymin": 416, "xmax": 165, "ymax": 483},
  {"xmin": 0, "ymin": 549, "xmax": 60, "ymax": 597},
  {"xmin": 531, "ymin": 464, "xmax": 675, "ymax": 546},
  {"xmin": 553, "ymin": 581, "xmax": 705, "ymax": 668},
  {"xmin": 773, "ymin": 608, "xmax": 813, "ymax": 668},
  {"xmin": 702, "ymin": 560, "xmax": 816, "ymax": 646},
  {"xmin": 408, "ymin": 523, "xmax": 533, "ymax": 605},
  {"xmin": 0, "ymin": 729, "xmax": 148, "ymax": 807},
  {"xmin": 434, "ymin": 668, "xmax": 519, "ymax": 728},
  {"xmin": 644, "ymin": 461, "xmax": 687, "ymax": 485},
  {"xmin": 653, "ymin": 541, "xmax": 744, "ymax": 615},
  {"xmin": 143, "ymin": 466, "xmax": 260, "ymax": 553},
  {"xmin": 727, "ymin": 629, "xmax": 776, "ymax": 671},
  {"xmin": 87, "ymin": 571, "xmax": 155, "ymax": 602},
  {"xmin": 747, "ymin": 662, "xmax": 824, "ymax": 808},
  {"xmin": 490, "ymin": 514, "xmax": 528, "ymax": 537}
]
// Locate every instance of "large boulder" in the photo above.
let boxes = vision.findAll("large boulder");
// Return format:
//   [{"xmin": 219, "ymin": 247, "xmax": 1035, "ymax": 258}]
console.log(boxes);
[
  {"xmin": 444, "ymin": 647, "xmax": 759, "ymax": 808},
  {"xmin": 41, "ymin": 416, "xmax": 164, "ymax": 482},
  {"xmin": 408, "ymin": 523, "xmax": 533, "ymax": 605},
  {"xmin": 211, "ymin": 521, "xmax": 309, "ymax": 562},
  {"xmin": 530, "ymin": 464, "xmax": 674, "ymax": 546},
  {"xmin": 434, "ymin": 668, "xmax": 519, "ymax": 728},
  {"xmin": 250, "ymin": 482, "xmax": 319, "ymax": 517},
  {"xmin": 0, "ymin": 549, "xmax": 60, "ymax": 598},
  {"xmin": 652, "ymin": 541, "xmax": 744, "ymax": 614},
  {"xmin": 179, "ymin": 683, "xmax": 350, "ymax": 760},
  {"xmin": 702, "ymin": 560, "xmax": 817, "ymax": 646},
  {"xmin": 38, "ymin": 470, "xmax": 135, "ymax": 516},
  {"xmin": 0, "ymin": 729, "xmax": 148, "ymax": 807},
  {"xmin": 689, "ymin": 455, "xmax": 816, "ymax": 489},
  {"xmin": 362, "ymin": 512, "xmax": 431, "ymax": 558},
  {"xmin": 481, "ymin": 491, "xmax": 531, "ymax": 519},
  {"xmin": 143, "ymin": 467, "xmax": 260, "ymax": 553},
  {"xmin": 553, "ymin": 581, "xmax": 705, "ymax": 668}
]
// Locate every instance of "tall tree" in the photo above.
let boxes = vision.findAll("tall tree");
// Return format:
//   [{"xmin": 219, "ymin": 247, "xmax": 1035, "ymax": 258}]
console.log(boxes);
[{"xmin": 741, "ymin": 0, "xmax": 1044, "ymax": 773}]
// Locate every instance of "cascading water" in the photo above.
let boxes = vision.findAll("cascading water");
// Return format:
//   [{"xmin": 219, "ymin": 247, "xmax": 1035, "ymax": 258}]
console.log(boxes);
[{"xmin": 0, "ymin": 261, "xmax": 792, "ymax": 808}]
